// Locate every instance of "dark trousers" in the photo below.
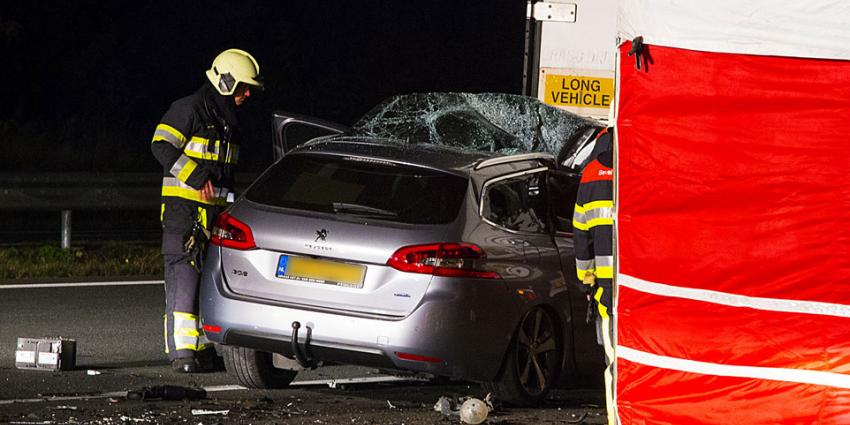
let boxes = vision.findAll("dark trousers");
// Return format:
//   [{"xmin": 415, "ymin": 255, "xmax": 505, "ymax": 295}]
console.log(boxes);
[{"xmin": 161, "ymin": 200, "xmax": 220, "ymax": 361}]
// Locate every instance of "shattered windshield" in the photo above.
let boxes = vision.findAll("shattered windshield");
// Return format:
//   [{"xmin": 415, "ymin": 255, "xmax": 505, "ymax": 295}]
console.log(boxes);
[{"xmin": 352, "ymin": 93, "xmax": 601, "ymax": 157}]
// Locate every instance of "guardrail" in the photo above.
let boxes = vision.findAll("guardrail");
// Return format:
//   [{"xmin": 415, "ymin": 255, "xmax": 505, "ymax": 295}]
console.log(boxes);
[{"xmin": 0, "ymin": 173, "xmax": 257, "ymax": 248}]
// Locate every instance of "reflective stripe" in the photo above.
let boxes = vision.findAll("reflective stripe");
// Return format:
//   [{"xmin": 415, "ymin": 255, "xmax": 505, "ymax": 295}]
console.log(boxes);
[
  {"xmin": 577, "ymin": 265, "xmax": 612, "ymax": 279},
  {"xmin": 197, "ymin": 207, "xmax": 208, "ymax": 229},
  {"xmin": 595, "ymin": 255, "xmax": 614, "ymax": 268},
  {"xmin": 574, "ymin": 217, "xmax": 613, "ymax": 231},
  {"xmin": 163, "ymin": 314, "xmax": 169, "ymax": 355},
  {"xmin": 173, "ymin": 311, "xmax": 198, "ymax": 325},
  {"xmin": 175, "ymin": 342, "xmax": 208, "ymax": 351},
  {"xmin": 175, "ymin": 328, "xmax": 201, "ymax": 337},
  {"xmin": 595, "ymin": 287, "xmax": 613, "ymax": 353},
  {"xmin": 161, "ymin": 187, "xmax": 229, "ymax": 206},
  {"xmin": 184, "ymin": 137, "xmax": 213, "ymax": 160},
  {"xmin": 576, "ymin": 259, "xmax": 595, "ymax": 280},
  {"xmin": 595, "ymin": 266, "xmax": 614, "ymax": 279},
  {"xmin": 573, "ymin": 208, "xmax": 587, "ymax": 227},
  {"xmin": 227, "ymin": 144, "xmax": 239, "ymax": 164},
  {"xmin": 585, "ymin": 206, "xmax": 613, "ymax": 221},
  {"xmin": 160, "ymin": 203, "xmax": 165, "ymax": 222},
  {"xmin": 575, "ymin": 201, "xmax": 614, "ymax": 231},
  {"xmin": 161, "ymin": 177, "xmax": 229, "ymax": 206},
  {"xmin": 619, "ymin": 273, "xmax": 850, "ymax": 319},
  {"xmin": 576, "ymin": 259, "xmax": 595, "ymax": 270},
  {"xmin": 573, "ymin": 220, "xmax": 589, "ymax": 231},
  {"xmin": 585, "ymin": 217, "xmax": 614, "ymax": 230},
  {"xmin": 618, "ymin": 346, "xmax": 850, "ymax": 390},
  {"xmin": 172, "ymin": 312, "xmax": 206, "ymax": 352},
  {"xmin": 183, "ymin": 137, "xmax": 239, "ymax": 164},
  {"xmin": 170, "ymin": 154, "xmax": 198, "ymax": 183},
  {"xmin": 575, "ymin": 200, "xmax": 614, "ymax": 214},
  {"xmin": 152, "ymin": 123, "xmax": 187, "ymax": 148}
]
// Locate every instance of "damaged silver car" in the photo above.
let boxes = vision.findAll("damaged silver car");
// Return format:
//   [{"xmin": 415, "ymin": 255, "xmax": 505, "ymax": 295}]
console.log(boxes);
[{"xmin": 199, "ymin": 93, "xmax": 606, "ymax": 405}]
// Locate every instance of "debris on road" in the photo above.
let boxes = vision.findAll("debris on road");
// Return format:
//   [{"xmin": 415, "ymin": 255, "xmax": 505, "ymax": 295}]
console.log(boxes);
[
  {"xmin": 459, "ymin": 397, "xmax": 490, "ymax": 424},
  {"xmin": 86, "ymin": 369, "xmax": 101, "ymax": 375},
  {"xmin": 191, "ymin": 408, "xmax": 230, "ymax": 416},
  {"xmin": 119, "ymin": 414, "xmax": 153, "ymax": 423},
  {"xmin": 434, "ymin": 393, "xmax": 495, "ymax": 424},
  {"xmin": 566, "ymin": 412, "xmax": 589, "ymax": 423},
  {"xmin": 387, "ymin": 400, "xmax": 397, "ymax": 409},
  {"xmin": 126, "ymin": 385, "xmax": 206, "ymax": 401},
  {"xmin": 14, "ymin": 337, "xmax": 76, "ymax": 372},
  {"xmin": 433, "ymin": 396, "xmax": 454, "ymax": 416}
]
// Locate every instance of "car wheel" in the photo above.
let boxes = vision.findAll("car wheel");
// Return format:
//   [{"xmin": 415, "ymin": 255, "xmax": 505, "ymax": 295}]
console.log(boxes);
[
  {"xmin": 483, "ymin": 307, "xmax": 562, "ymax": 406},
  {"xmin": 221, "ymin": 345, "xmax": 297, "ymax": 389}
]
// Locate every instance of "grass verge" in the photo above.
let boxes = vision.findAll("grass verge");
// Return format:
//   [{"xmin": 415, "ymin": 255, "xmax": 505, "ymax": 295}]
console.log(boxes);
[{"xmin": 0, "ymin": 243, "xmax": 162, "ymax": 281}]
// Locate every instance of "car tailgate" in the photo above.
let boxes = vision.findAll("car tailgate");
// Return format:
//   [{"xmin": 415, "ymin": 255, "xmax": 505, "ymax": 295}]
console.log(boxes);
[{"xmin": 218, "ymin": 206, "xmax": 451, "ymax": 318}]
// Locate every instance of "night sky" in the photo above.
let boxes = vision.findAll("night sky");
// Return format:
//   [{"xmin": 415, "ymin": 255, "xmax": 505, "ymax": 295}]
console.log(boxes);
[{"xmin": 2, "ymin": 1, "xmax": 527, "ymax": 173}]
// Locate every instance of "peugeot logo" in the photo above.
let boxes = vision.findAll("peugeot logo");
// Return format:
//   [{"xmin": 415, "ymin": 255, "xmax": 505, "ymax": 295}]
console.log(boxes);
[{"xmin": 315, "ymin": 229, "xmax": 328, "ymax": 242}]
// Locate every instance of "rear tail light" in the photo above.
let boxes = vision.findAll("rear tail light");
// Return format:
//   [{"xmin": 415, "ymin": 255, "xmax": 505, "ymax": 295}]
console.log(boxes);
[
  {"xmin": 202, "ymin": 324, "xmax": 221, "ymax": 334},
  {"xmin": 386, "ymin": 243, "xmax": 500, "ymax": 279},
  {"xmin": 210, "ymin": 212, "xmax": 256, "ymax": 250},
  {"xmin": 395, "ymin": 351, "xmax": 445, "ymax": 364}
]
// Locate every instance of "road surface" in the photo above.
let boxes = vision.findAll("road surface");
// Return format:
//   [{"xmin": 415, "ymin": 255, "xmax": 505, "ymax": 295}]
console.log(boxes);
[{"xmin": 0, "ymin": 282, "xmax": 606, "ymax": 424}]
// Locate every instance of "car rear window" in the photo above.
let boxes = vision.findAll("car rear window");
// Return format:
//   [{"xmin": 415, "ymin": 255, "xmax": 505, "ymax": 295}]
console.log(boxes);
[{"xmin": 246, "ymin": 154, "xmax": 468, "ymax": 225}]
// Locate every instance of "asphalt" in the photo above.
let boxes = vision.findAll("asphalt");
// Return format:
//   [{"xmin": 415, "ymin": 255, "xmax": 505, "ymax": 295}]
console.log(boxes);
[
  {"xmin": 0, "ymin": 283, "xmax": 372, "ymax": 400},
  {"xmin": 0, "ymin": 283, "xmax": 608, "ymax": 424}
]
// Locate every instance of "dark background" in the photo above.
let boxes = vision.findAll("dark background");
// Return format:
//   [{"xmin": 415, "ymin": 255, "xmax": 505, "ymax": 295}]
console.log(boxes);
[{"xmin": 2, "ymin": 1, "xmax": 527, "ymax": 173}]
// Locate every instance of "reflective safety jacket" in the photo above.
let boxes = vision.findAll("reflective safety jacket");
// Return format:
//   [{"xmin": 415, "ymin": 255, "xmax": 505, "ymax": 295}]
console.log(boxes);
[
  {"xmin": 573, "ymin": 133, "xmax": 614, "ymax": 286},
  {"xmin": 151, "ymin": 84, "xmax": 239, "ymax": 207}
]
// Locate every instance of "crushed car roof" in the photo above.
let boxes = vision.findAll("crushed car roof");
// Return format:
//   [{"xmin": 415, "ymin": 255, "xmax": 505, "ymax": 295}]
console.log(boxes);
[
  {"xmin": 352, "ymin": 92, "xmax": 600, "ymax": 157},
  {"xmin": 293, "ymin": 92, "xmax": 601, "ymax": 174}
]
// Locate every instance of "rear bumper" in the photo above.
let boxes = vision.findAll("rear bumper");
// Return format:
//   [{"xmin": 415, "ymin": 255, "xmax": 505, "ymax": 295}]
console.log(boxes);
[{"xmin": 199, "ymin": 249, "xmax": 520, "ymax": 382}]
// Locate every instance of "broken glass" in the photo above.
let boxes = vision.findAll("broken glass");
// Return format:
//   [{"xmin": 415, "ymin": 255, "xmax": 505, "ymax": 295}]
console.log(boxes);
[{"xmin": 352, "ymin": 93, "xmax": 602, "ymax": 158}]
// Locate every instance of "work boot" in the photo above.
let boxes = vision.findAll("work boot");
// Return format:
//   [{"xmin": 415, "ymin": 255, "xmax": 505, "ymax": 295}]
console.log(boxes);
[
  {"xmin": 196, "ymin": 348, "xmax": 225, "ymax": 372},
  {"xmin": 171, "ymin": 357, "xmax": 198, "ymax": 373}
]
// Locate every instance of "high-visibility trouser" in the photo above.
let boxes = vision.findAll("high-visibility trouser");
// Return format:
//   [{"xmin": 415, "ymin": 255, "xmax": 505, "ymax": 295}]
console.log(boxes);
[
  {"xmin": 595, "ymin": 285, "xmax": 617, "ymax": 425},
  {"xmin": 162, "ymin": 247, "xmax": 210, "ymax": 360},
  {"xmin": 161, "ymin": 201, "xmax": 219, "ymax": 360}
]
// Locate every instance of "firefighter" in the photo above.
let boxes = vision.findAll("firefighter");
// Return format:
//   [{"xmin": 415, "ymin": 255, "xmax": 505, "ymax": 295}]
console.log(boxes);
[
  {"xmin": 151, "ymin": 49, "xmax": 263, "ymax": 373},
  {"xmin": 572, "ymin": 128, "xmax": 616, "ymax": 424}
]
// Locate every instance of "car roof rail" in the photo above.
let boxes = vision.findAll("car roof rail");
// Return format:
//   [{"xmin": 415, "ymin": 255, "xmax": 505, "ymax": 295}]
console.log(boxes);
[{"xmin": 473, "ymin": 152, "xmax": 554, "ymax": 170}]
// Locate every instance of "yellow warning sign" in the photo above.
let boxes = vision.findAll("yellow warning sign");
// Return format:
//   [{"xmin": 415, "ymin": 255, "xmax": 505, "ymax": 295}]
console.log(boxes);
[{"xmin": 544, "ymin": 74, "xmax": 614, "ymax": 110}]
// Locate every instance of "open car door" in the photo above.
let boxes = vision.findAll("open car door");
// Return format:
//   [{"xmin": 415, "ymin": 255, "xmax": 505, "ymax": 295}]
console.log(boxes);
[{"xmin": 271, "ymin": 111, "xmax": 349, "ymax": 161}]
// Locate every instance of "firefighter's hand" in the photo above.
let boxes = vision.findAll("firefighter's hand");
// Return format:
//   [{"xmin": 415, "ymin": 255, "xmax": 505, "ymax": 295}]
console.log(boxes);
[
  {"xmin": 582, "ymin": 273, "xmax": 596, "ymax": 286},
  {"xmin": 199, "ymin": 180, "xmax": 214, "ymax": 201}
]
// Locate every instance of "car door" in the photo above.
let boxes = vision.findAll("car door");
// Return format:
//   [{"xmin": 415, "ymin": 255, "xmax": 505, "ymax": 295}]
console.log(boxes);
[
  {"xmin": 557, "ymin": 125, "xmax": 604, "ymax": 170},
  {"xmin": 477, "ymin": 167, "xmax": 565, "ymax": 302},
  {"xmin": 271, "ymin": 112, "xmax": 350, "ymax": 160}
]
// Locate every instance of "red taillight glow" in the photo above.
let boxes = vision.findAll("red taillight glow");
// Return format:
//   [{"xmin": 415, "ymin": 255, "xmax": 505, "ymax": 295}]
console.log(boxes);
[
  {"xmin": 210, "ymin": 212, "xmax": 256, "ymax": 250},
  {"xmin": 386, "ymin": 243, "xmax": 500, "ymax": 279},
  {"xmin": 202, "ymin": 324, "xmax": 221, "ymax": 333},
  {"xmin": 395, "ymin": 351, "xmax": 445, "ymax": 364}
]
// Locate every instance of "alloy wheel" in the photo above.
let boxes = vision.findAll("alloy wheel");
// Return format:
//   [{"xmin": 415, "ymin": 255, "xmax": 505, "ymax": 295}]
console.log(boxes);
[{"xmin": 514, "ymin": 308, "xmax": 559, "ymax": 396}]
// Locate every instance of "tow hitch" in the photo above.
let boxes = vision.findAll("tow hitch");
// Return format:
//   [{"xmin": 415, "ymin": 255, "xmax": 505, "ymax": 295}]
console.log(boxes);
[{"xmin": 291, "ymin": 321, "xmax": 316, "ymax": 369}]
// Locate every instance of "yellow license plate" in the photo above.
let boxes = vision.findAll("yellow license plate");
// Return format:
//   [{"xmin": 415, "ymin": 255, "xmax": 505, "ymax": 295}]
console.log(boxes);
[{"xmin": 276, "ymin": 255, "xmax": 366, "ymax": 288}]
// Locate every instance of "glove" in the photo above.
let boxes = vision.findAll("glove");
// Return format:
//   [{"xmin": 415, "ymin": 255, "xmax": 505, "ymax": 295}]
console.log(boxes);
[{"xmin": 582, "ymin": 272, "xmax": 596, "ymax": 286}]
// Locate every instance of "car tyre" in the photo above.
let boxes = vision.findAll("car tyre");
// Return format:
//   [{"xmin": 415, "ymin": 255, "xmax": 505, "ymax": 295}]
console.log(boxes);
[
  {"xmin": 221, "ymin": 345, "xmax": 297, "ymax": 389},
  {"xmin": 483, "ymin": 307, "xmax": 562, "ymax": 406}
]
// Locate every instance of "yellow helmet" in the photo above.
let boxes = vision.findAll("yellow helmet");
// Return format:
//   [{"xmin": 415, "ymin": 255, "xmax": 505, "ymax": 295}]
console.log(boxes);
[{"xmin": 205, "ymin": 49, "xmax": 263, "ymax": 96}]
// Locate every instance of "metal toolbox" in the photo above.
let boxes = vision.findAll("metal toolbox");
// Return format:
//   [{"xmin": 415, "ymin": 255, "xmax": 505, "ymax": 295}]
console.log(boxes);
[{"xmin": 15, "ymin": 337, "xmax": 76, "ymax": 371}]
